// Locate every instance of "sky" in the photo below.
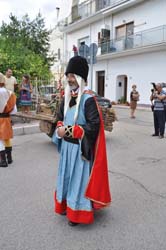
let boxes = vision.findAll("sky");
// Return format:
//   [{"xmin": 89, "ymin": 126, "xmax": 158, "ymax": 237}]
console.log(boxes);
[{"xmin": 0, "ymin": 0, "xmax": 72, "ymax": 29}]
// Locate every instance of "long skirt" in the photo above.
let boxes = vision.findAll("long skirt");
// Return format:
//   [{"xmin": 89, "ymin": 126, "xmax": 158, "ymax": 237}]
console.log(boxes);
[
  {"xmin": 130, "ymin": 100, "xmax": 137, "ymax": 110},
  {"xmin": 54, "ymin": 139, "xmax": 94, "ymax": 224}
]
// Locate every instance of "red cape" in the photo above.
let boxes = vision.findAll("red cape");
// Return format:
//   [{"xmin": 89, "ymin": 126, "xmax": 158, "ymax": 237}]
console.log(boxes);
[{"xmin": 85, "ymin": 97, "xmax": 112, "ymax": 209}]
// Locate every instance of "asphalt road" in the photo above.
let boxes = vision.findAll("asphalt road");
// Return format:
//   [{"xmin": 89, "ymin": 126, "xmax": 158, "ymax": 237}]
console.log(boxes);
[{"xmin": 0, "ymin": 107, "xmax": 166, "ymax": 250}]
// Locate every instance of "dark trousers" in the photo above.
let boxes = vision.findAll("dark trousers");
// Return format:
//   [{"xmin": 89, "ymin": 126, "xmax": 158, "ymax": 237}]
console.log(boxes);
[{"xmin": 153, "ymin": 110, "xmax": 165, "ymax": 136}]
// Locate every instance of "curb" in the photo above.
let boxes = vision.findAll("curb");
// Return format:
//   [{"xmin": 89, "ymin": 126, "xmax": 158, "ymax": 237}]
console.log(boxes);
[
  {"xmin": 13, "ymin": 123, "xmax": 40, "ymax": 136},
  {"xmin": 12, "ymin": 106, "xmax": 151, "ymax": 136},
  {"xmin": 113, "ymin": 105, "xmax": 151, "ymax": 112}
]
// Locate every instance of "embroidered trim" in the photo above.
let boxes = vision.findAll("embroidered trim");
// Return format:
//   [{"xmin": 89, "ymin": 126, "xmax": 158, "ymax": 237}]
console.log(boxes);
[
  {"xmin": 67, "ymin": 207, "xmax": 94, "ymax": 224},
  {"xmin": 65, "ymin": 126, "xmax": 73, "ymax": 137},
  {"xmin": 54, "ymin": 193, "xmax": 94, "ymax": 224}
]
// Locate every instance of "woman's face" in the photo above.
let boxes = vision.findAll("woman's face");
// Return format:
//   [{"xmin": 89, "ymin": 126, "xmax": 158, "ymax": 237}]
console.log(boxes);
[{"xmin": 22, "ymin": 77, "xmax": 28, "ymax": 83}]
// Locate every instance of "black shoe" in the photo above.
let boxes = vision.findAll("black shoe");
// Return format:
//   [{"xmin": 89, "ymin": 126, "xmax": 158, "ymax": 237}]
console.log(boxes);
[
  {"xmin": 152, "ymin": 134, "xmax": 159, "ymax": 136},
  {"xmin": 60, "ymin": 211, "xmax": 66, "ymax": 216},
  {"xmin": 68, "ymin": 221, "xmax": 79, "ymax": 226},
  {"xmin": 0, "ymin": 160, "xmax": 8, "ymax": 167},
  {"xmin": 159, "ymin": 135, "xmax": 164, "ymax": 139},
  {"xmin": 5, "ymin": 147, "xmax": 13, "ymax": 164},
  {"xmin": 0, "ymin": 150, "xmax": 8, "ymax": 167},
  {"xmin": 8, "ymin": 159, "xmax": 13, "ymax": 164}
]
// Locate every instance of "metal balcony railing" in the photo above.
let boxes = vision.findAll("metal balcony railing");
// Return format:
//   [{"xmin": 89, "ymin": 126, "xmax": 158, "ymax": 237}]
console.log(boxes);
[
  {"xmin": 64, "ymin": 25, "xmax": 166, "ymax": 62},
  {"xmin": 59, "ymin": 0, "xmax": 130, "ymax": 27},
  {"xmin": 77, "ymin": 0, "xmax": 125, "ymax": 19},
  {"xmin": 98, "ymin": 25, "xmax": 166, "ymax": 55}
]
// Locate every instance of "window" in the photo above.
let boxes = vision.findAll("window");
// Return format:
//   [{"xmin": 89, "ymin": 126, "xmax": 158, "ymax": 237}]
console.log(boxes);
[
  {"xmin": 98, "ymin": 28, "xmax": 111, "ymax": 53},
  {"xmin": 116, "ymin": 25, "xmax": 126, "ymax": 40},
  {"xmin": 116, "ymin": 22, "xmax": 134, "ymax": 49},
  {"xmin": 116, "ymin": 22, "xmax": 134, "ymax": 40},
  {"xmin": 96, "ymin": 0, "xmax": 110, "ymax": 11},
  {"xmin": 71, "ymin": 5, "xmax": 79, "ymax": 22}
]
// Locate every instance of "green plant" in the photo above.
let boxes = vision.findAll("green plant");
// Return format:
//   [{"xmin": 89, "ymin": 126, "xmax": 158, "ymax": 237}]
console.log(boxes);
[{"xmin": 119, "ymin": 96, "xmax": 126, "ymax": 104}]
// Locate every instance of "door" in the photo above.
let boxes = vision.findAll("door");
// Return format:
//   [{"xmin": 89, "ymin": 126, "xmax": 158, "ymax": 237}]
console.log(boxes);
[
  {"xmin": 116, "ymin": 22, "xmax": 134, "ymax": 49},
  {"xmin": 124, "ymin": 76, "xmax": 128, "ymax": 102},
  {"xmin": 116, "ymin": 75, "xmax": 128, "ymax": 103},
  {"xmin": 97, "ymin": 71, "xmax": 105, "ymax": 97},
  {"xmin": 125, "ymin": 22, "xmax": 134, "ymax": 49}
]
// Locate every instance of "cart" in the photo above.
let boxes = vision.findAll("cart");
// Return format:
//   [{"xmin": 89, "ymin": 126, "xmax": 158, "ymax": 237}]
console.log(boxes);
[{"xmin": 14, "ymin": 95, "xmax": 117, "ymax": 137}]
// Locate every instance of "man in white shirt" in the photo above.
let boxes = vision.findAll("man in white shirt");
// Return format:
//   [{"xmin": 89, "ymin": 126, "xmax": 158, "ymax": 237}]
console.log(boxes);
[{"xmin": 4, "ymin": 68, "xmax": 17, "ymax": 93}]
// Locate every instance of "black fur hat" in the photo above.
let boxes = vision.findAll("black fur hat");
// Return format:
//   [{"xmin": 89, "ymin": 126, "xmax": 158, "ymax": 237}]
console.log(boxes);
[{"xmin": 65, "ymin": 56, "xmax": 89, "ymax": 82}]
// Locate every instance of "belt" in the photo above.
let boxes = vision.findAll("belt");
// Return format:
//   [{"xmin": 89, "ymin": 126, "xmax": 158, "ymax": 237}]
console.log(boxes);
[
  {"xmin": 0, "ymin": 113, "xmax": 10, "ymax": 118},
  {"xmin": 64, "ymin": 137, "xmax": 79, "ymax": 144}
]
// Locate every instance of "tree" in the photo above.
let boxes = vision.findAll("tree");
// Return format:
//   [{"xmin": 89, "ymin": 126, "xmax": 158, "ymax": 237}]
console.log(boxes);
[{"xmin": 0, "ymin": 13, "xmax": 55, "ymax": 79}]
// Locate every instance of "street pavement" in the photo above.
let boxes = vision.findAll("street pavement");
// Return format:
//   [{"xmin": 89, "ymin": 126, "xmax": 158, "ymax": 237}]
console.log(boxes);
[{"xmin": 0, "ymin": 107, "xmax": 166, "ymax": 250}]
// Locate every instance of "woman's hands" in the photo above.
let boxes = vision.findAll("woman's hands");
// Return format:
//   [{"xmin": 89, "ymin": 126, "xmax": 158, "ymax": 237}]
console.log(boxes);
[
  {"xmin": 57, "ymin": 126, "xmax": 66, "ymax": 138},
  {"xmin": 20, "ymin": 87, "xmax": 29, "ymax": 91}
]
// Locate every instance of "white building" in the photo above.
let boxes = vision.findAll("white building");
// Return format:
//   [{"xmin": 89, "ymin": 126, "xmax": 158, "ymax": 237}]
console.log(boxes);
[
  {"xmin": 61, "ymin": 0, "xmax": 166, "ymax": 104},
  {"xmin": 49, "ymin": 26, "xmax": 64, "ymax": 84}
]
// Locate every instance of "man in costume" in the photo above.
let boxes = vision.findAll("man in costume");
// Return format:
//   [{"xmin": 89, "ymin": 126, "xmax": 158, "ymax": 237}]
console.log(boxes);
[
  {"xmin": 53, "ymin": 56, "xmax": 111, "ymax": 226},
  {"xmin": 0, "ymin": 73, "xmax": 16, "ymax": 167}
]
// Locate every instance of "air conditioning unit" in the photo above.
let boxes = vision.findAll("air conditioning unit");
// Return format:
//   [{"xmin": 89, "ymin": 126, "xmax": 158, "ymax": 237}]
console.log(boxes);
[{"xmin": 101, "ymin": 29, "xmax": 110, "ymax": 38}]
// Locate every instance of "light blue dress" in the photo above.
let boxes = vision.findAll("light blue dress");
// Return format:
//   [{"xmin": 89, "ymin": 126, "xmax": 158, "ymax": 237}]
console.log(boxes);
[{"xmin": 55, "ymin": 94, "xmax": 93, "ymax": 215}]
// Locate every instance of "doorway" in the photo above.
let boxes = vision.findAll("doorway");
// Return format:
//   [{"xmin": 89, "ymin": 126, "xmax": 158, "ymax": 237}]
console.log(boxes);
[
  {"xmin": 116, "ymin": 75, "xmax": 128, "ymax": 103},
  {"xmin": 97, "ymin": 71, "xmax": 105, "ymax": 97}
]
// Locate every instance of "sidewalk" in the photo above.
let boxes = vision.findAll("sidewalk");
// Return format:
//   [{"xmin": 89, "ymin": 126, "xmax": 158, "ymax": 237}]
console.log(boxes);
[
  {"xmin": 12, "ymin": 104, "xmax": 151, "ymax": 136},
  {"xmin": 113, "ymin": 104, "xmax": 151, "ymax": 111},
  {"xmin": 12, "ymin": 116, "xmax": 40, "ymax": 136}
]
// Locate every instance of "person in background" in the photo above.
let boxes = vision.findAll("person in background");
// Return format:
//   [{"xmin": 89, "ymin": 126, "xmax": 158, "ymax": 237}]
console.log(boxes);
[
  {"xmin": 72, "ymin": 45, "xmax": 78, "ymax": 57},
  {"xmin": 53, "ymin": 56, "xmax": 111, "ymax": 226},
  {"xmin": 57, "ymin": 79, "xmax": 64, "ymax": 98},
  {"xmin": 19, "ymin": 74, "xmax": 33, "ymax": 115},
  {"xmin": 4, "ymin": 68, "xmax": 18, "ymax": 93},
  {"xmin": 160, "ymin": 83, "xmax": 166, "ymax": 121},
  {"xmin": 130, "ymin": 84, "xmax": 140, "ymax": 119},
  {"xmin": 161, "ymin": 83, "xmax": 166, "ymax": 88},
  {"xmin": 0, "ymin": 73, "xmax": 17, "ymax": 167},
  {"xmin": 151, "ymin": 82, "xmax": 166, "ymax": 121},
  {"xmin": 150, "ymin": 83, "xmax": 166, "ymax": 139}
]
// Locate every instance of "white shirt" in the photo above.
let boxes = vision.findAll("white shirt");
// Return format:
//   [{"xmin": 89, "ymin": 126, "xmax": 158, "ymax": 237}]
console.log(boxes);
[{"xmin": 4, "ymin": 76, "xmax": 17, "ymax": 92}]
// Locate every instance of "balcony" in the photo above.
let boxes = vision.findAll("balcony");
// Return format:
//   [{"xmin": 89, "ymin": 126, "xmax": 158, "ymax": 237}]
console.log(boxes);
[
  {"xmin": 76, "ymin": 0, "xmax": 126, "ymax": 20},
  {"xmin": 63, "ymin": 25, "xmax": 166, "ymax": 64},
  {"xmin": 98, "ymin": 25, "xmax": 166, "ymax": 57},
  {"xmin": 59, "ymin": 0, "xmax": 135, "ymax": 29}
]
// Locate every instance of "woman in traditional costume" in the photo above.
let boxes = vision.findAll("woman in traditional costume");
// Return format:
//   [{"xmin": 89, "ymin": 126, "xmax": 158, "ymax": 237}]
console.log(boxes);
[
  {"xmin": 0, "ymin": 73, "xmax": 16, "ymax": 167},
  {"xmin": 53, "ymin": 56, "xmax": 111, "ymax": 226}
]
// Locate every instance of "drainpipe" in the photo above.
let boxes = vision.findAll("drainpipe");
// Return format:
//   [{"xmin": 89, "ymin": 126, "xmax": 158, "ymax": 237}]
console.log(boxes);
[{"xmin": 89, "ymin": 23, "xmax": 93, "ymax": 90}]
